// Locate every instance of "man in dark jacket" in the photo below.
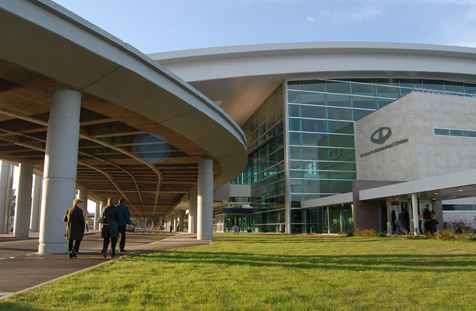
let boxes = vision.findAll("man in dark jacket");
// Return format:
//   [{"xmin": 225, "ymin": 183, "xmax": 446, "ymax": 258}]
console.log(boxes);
[
  {"xmin": 64, "ymin": 198, "xmax": 85, "ymax": 259},
  {"xmin": 116, "ymin": 198, "xmax": 132, "ymax": 252}
]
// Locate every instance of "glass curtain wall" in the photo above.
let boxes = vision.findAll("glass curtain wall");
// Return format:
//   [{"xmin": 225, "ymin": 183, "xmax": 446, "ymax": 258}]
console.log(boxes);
[
  {"xmin": 232, "ymin": 85, "xmax": 285, "ymax": 232},
  {"xmin": 287, "ymin": 78, "xmax": 476, "ymax": 233}
]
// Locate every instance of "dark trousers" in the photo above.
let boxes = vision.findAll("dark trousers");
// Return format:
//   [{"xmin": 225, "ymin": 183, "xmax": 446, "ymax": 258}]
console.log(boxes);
[
  {"xmin": 118, "ymin": 225, "xmax": 126, "ymax": 250},
  {"xmin": 68, "ymin": 239, "xmax": 81, "ymax": 253},
  {"xmin": 103, "ymin": 237, "xmax": 118, "ymax": 256}
]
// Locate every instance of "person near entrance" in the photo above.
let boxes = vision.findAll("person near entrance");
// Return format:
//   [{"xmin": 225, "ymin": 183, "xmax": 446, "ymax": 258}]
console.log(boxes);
[
  {"xmin": 64, "ymin": 198, "xmax": 85, "ymax": 259},
  {"xmin": 116, "ymin": 198, "xmax": 132, "ymax": 252},
  {"xmin": 233, "ymin": 216, "xmax": 239, "ymax": 234}
]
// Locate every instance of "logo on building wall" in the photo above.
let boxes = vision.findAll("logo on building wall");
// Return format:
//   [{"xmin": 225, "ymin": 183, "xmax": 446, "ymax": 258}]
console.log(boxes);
[
  {"xmin": 370, "ymin": 127, "xmax": 392, "ymax": 144},
  {"xmin": 360, "ymin": 126, "xmax": 409, "ymax": 158}
]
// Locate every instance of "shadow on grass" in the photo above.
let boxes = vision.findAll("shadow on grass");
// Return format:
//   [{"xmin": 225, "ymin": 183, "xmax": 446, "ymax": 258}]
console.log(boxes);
[
  {"xmin": 0, "ymin": 302, "xmax": 41, "ymax": 310},
  {"xmin": 138, "ymin": 251, "xmax": 476, "ymax": 273}
]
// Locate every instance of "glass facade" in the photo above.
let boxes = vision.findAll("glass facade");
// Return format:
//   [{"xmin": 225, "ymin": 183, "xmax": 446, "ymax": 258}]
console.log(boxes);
[
  {"xmin": 232, "ymin": 85, "xmax": 285, "ymax": 232},
  {"xmin": 233, "ymin": 78, "xmax": 476, "ymax": 234}
]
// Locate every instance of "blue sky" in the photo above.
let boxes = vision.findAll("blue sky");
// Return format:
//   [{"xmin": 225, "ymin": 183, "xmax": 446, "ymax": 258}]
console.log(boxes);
[{"xmin": 53, "ymin": 0, "xmax": 476, "ymax": 54}]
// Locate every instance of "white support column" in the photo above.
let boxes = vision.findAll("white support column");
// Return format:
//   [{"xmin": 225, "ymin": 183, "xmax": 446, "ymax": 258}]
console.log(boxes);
[
  {"xmin": 411, "ymin": 193, "xmax": 419, "ymax": 236},
  {"xmin": 177, "ymin": 210, "xmax": 185, "ymax": 232},
  {"xmin": 188, "ymin": 192, "xmax": 197, "ymax": 233},
  {"xmin": 173, "ymin": 211, "xmax": 177, "ymax": 232},
  {"xmin": 13, "ymin": 162, "xmax": 34, "ymax": 238},
  {"xmin": 94, "ymin": 201, "xmax": 100, "ymax": 230},
  {"xmin": 78, "ymin": 190, "xmax": 88, "ymax": 214},
  {"xmin": 39, "ymin": 89, "xmax": 81, "ymax": 254},
  {"xmin": 197, "ymin": 158, "xmax": 213, "ymax": 240},
  {"xmin": 0, "ymin": 162, "xmax": 11, "ymax": 234},
  {"xmin": 30, "ymin": 174, "xmax": 42, "ymax": 232},
  {"xmin": 386, "ymin": 198, "xmax": 392, "ymax": 236}
]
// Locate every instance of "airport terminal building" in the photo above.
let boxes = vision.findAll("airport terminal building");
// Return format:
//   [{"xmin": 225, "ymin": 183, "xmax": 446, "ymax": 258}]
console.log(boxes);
[
  {"xmin": 2, "ymin": 1, "xmax": 476, "ymax": 248},
  {"xmin": 151, "ymin": 43, "xmax": 476, "ymax": 234}
]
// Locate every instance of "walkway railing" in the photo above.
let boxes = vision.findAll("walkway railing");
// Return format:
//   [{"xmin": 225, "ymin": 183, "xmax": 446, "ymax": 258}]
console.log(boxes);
[{"xmin": 411, "ymin": 86, "xmax": 476, "ymax": 97}]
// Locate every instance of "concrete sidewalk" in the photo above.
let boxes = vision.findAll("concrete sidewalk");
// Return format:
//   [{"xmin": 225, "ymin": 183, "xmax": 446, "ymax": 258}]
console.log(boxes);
[{"xmin": 0, "ymin": 231, "xmax": 210, "ymax": 300}]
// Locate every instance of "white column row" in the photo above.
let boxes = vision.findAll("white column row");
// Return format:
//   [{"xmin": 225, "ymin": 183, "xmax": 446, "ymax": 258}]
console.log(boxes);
[{"xmin": 1, "ymin": 88, "xmax": 216, "ymax": 253}]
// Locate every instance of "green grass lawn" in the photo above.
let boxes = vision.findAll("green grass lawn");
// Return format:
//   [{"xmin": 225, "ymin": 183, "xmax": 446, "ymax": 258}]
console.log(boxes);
[{"xmin": 1, "ymin": 235, "xmax": 476, "ymax": 311}]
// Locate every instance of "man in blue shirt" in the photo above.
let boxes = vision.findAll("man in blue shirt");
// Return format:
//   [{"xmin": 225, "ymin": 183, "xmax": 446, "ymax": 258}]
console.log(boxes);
[{"xmin": 116, "ymin": 198, "xmax": 132, "ymax": 252}]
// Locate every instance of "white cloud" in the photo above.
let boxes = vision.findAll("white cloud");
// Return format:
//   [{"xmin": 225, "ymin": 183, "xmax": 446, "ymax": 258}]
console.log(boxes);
[
  {"xmin": 306, "ymin": 16, "xmax": 315, "ymax": 21},
  {"xmin": 350, "ymin": 5, "xmax": 382, "ymax": 21}
]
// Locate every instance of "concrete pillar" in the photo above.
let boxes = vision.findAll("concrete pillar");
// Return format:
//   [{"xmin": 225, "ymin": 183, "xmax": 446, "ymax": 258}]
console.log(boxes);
[
  {"xmin": 30, "ymin": 175, "xmax": 42, "ymax": 232},
  {"xmin": 197, "ymin": 158, "xmax": 213, "ymax": 240},
  {"xmin": 0, "ymin": 162, "xmax": 11, "ymax": 233},
  {"xmin": 386, "ymin": 198, "xmax": 392, "ymax": 236},
  {"xmin": 411, "ymin": 194, "xmax": 419, "ymax": 236},
  {"xmin": 188, "ymin": 192, "xmax": 197, "ymax": 233},
  {"xmin": 39, "ymin": 89, "xmax": 81, "ymax": 254},
  {"xmin": 13, "ymin": 162, "xmax": 34, "ymax": 237},
  {"xmin": 177, "ymin": 210, "xmax": 185, "ymax": 232},
  {"xmin": 173, "ymin": 211, "xmax": 177, "ymax": 232},
  {"xmin": 94, "ymin": 201, "xmax": 100, "ymax": 230},
  {"xmin": 78, "ymin": 189, "xmax": 88, "ymax": 231}
]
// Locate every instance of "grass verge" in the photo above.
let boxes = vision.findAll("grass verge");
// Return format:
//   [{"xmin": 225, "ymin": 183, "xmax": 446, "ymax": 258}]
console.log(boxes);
[{"xmin": 1, "ymin": 235, "xmax": 475, "ymax": 310}]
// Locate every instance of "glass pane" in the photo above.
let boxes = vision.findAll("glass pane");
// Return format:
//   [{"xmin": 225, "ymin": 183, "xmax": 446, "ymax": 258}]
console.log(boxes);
[
  {"xmin": 400, "ymin": 79, "xmax": 421, "ymax": 88},
  {"xmin": 378, "ymin": 98, "xmax": 395, "ymax": 109},
  {"xmin": 327, "ymin": 94, "xmax": 352, "ymax": 107},
  {"xmin": 289, "ymin": 132, "xmax": 301, "ymax": 145},
  {"xmin": 400, "ymin": 88, "xmax": 412, "ymax": 96},
  {"xmin": 289, "ymin": 147, "xmax": 302, "ymax": 160},
  {"xmin": 288, "ymin": 104, "xmax": 301, "ymax": 117},
  {"xmin": 300, "ymin": 92, "xmax": 326, "ymax": 105},
  {"xmin": 352, "ymin": 83, "xmax": 376, "ymax": 96},
  {"xmin": 467, "ymin": 131, "xmax": 476, "ymax": 137},
  {"xmin": 288, "ymin": 91, "xmax": 300, "ymax": 103},
  {"xmin": 329, "ymin": 162, "xmax": 356, "ymax": 171},
  {"xmin": 450, "ymin": 129, "xmax": 465, "ymax": 136},
  {"xmin": 289, "ymin": 118, "xmax": 301, "ymax": 131},
  {"xmin": 328, "ymin": 134, "xmax": 354, "ymax": 148},
  {"xmin": 300, "ymin": 81, "xmax": 325, "ymax": 92},
  {"xmin": 328, "ymin": 107, "xmax": 352, "ymax": 120},
  {"xmin": 301, "ymin": 105, "xmax": 327, "ymax": 118},
  {"xmin": 326, "ymin": 81, "xmax": 351, "ymax": 94},
  {"xmin": 352, "ymin": 96, "xmax": 377, "ymax": 109},
  {"xmin": 377, "ymin": 86, "xmax": 399, "ymax": 98},
  {"xmin": 423, "ymin": 80, "xmax": 445, "ymax": 90},
  {"xmin": 301, "ymin": 119, "xmax": 327, "ymax": 132},
  {"xmin": 288, "ymin": 81, "xmax": 300, "ymax": 90},
  {"xmin": 330, "ymin": 172, "xmax": 357, "ymax": 179},
  {"xmin": 375, "ymin": 79, "xmax": 400, "ymax": 86},
  {"xmin": 302, "ymin": 132, "xmax": 326, "ymax": 145},
  {"xmin": 434, "ymin": 128, "xmax": 449, "ymax": 136},
  {"xmin": 328, "ymin": 121, "xmax": 353, "ymax": 134},
  {"xmin": 464, "ymin": 83, "xmax": 476, "ymax": 94},
  {"xmin": 353, "ymin": 109, "xmax": 374, "ymax": 121},
  {"xmin": 445, "ymin": 82, "xmax": 464, "ymax": 93}
]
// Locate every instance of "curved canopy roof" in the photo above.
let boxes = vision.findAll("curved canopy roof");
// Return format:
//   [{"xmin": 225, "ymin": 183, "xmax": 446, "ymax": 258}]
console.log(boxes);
[
  {"xmin": 0, "ymin": 0, "xmax": 247, "ymax": 218},
  {"xmin": 151, "ymin": 42, "xmax": 476, "ymax": 126}
]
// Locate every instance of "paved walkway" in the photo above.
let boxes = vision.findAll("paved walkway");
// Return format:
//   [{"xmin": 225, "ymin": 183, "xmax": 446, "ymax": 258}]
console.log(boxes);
[{"xmin": 0, "ymin": 230, "xmax": 210, "ymax": 300}]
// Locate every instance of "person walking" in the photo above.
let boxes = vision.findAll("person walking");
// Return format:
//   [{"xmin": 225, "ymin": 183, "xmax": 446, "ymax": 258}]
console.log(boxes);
[
  {"xmin": 423, "ymin": 208, "xmax": 432, "ymax": 233},
  {"xmin": 233, "ymin": 216, "xmax": 239, "ymax": 234},
  {"xmin": 430, "ymin": 210, "xmax": 438, "ymax": 233},
  {"xmin": 116, "ymin": 198, "xmax": 132, "ymax": 252},
  {"xmin": 101, "ymin": 197, "xmax": 120, "ymax": 258},
  {"xmin": 63, "ymin": 198, "xmax": 85, "ymax": 259}
]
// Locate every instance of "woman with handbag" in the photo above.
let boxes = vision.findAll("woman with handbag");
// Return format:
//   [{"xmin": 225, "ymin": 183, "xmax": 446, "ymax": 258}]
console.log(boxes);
[{"xmin": 101, "ymin": 197, "xmax": 120, "ymax": 258}]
